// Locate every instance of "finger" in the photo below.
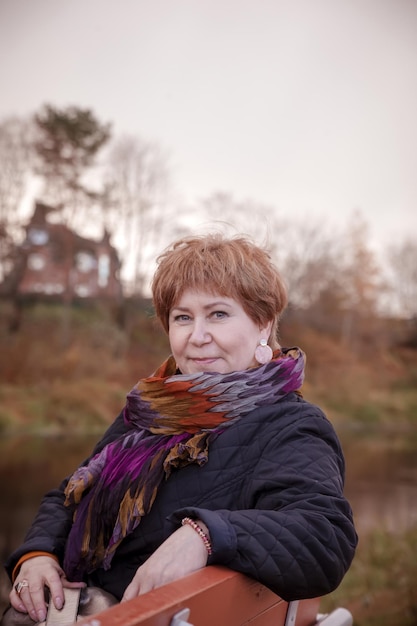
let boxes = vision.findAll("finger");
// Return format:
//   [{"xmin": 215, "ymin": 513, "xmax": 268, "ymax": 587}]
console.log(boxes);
[
  {"xmin": 45, "ymin": 573, "xmax": 86, "ymax": 611},
  {"xmin": 9, "ymin": 589, "xmax": 28, "ymax": 614},
  {"xmin": 47, "ymin": 575, "xmax": 65, "ymax": 610},
  {"xmin": 121, "ymin": 579, "xmax": 141, "ymax": 603},
  {"xmin": 13, "ymin": 585, "xmax": 40, "ymax": 623},
  {"xmin": 28, "ymin": 580, "xmax": 48, "ymax": 623}
]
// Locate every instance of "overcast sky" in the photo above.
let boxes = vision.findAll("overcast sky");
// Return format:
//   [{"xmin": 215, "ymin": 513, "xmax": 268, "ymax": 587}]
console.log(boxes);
[{"xmin": 1, "ymin": 0, "xmax": 416, "ymax": 251}]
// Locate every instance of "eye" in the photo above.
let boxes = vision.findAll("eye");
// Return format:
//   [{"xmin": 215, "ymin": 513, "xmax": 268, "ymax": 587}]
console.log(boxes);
[
  {"xmin": 211, "ymin": 310, "xmax": 228, "ymax": 319},
  {"xmin": 173, "ymin": 314, "xmax": 191, "ymax": 323}
]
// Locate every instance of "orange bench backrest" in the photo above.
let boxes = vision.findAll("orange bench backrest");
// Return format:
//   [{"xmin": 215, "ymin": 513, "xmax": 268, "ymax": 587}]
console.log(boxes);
[{"xmin": 77, "ymin": 566, "xmax": 320, "ymax": 626}]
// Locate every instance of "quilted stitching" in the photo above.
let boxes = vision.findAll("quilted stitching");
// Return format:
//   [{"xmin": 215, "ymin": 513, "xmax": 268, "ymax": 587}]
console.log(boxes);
[{"xmin": 6, "ymin": 393, "xmax": 357, "ymax": 602}]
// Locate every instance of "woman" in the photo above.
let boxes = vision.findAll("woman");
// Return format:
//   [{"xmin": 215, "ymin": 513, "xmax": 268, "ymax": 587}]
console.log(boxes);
[{"xmin": 4, "ymin": 234, "xmax": 357, "ymax": 624}]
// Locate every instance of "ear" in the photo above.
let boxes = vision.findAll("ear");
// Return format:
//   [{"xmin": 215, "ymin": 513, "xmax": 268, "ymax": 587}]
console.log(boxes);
[{"xmin": 260, "ymin": 319, "xmax": 274, "ymax": 341}]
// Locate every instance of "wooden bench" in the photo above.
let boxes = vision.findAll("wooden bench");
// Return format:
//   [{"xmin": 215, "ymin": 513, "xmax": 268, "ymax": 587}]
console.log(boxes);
[{"xmin": 74, "ymin": 566, "xmax": 352, "ymax": 626}]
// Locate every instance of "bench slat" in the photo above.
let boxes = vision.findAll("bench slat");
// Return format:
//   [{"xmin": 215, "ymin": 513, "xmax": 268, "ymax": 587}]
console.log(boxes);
[{"xmin": 77, "ymin": 566, "xmax": 320, "ymax": 626}]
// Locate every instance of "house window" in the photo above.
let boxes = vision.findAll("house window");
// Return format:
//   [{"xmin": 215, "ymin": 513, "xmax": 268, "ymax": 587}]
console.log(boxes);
[
  {"xmin": 75, "ymin": 251, "xmax": 96, "ymax": 273},
  {"xmin": 44, "ymin": 283, "xmax": 64, "ymax": 295},
  {"xmin": 75, "ymin": 284, "xmax": 92, "ymax": 297},
  {"xmin": 32, "ymin": 283, "xmax": 64, "ymax": 294},
  {"xmin": 28, "ymin": 228, "xmax": 49, "ymax": 245},
  {"xmin": 98, "ymin": 254, "xmax": 110, "ymax": 287},
  {"xmin": 27, "ymin": 253, "xmax": 46, "ymax": 271}
]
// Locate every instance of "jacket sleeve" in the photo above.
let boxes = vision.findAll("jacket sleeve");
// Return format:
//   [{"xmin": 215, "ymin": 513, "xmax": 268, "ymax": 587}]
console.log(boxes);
[
  {"xmin": 4, "ymin": 411, "xmax": 129, "ymax": 580},
  {"xmin": 171, "ymin": 407, "xmax": 358, "ymax": 601}
]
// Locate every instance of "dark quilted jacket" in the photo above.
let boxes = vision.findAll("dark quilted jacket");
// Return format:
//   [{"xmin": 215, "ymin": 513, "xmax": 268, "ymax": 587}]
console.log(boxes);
[{"xmin": 6, "ymin": 392, "xmax": 357, "ymax": 602}]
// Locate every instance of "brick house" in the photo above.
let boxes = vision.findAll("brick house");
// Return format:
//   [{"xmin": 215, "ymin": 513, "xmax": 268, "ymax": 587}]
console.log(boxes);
[{"xmin": 15, "ymin": 202, "xmax": 122, "ymax": 300}]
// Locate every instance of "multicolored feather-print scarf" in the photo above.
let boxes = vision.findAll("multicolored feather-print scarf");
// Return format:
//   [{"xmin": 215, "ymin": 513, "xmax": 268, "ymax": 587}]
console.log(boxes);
[{"xmin": 63, "ymin": 347, "xmax": 305, "ymax": 579}]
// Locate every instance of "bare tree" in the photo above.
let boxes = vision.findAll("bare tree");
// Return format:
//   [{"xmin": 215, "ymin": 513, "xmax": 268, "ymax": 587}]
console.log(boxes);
[
  {"xmin": 198, "ymin": 192, "xmax": 281, "ymax": 245},
  {"xmin": 104, "ymin": 134, "xmax": 173, "ymax": 294},
  {"xmin": 341, "ymin": 213, "xmax": 380, "ymax": 313},
  {"xmin": 0, "ymin": 116, "xmax": 34, "ymax": 283},
  {"xmin": 274, "ymin": 217, "xmax": 341, "ymax": 310},
  {"xmin": 388, "ymin": 237, "xmax": 417, "ymax": 319},
  {"xmin": 336, "ymin": 213, "xmax": 382, "ymax": 346}
]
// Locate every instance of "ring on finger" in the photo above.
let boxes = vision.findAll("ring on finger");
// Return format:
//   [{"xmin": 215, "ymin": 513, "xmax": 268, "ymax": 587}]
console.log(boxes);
[{"xmin": 14, "ymin": 580, "xmax": 29, "ymax": 596}]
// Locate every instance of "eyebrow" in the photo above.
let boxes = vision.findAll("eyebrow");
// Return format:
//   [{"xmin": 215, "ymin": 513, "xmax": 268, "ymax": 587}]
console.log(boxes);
[{"xmin": 171, "ymin": 300, "xmax": 232, "ymax": 313}]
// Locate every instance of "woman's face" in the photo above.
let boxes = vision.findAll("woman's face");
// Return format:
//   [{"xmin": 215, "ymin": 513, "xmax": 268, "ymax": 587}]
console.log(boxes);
[{"xmin": 168, "ymin": 289, "xmax": 272, "ymax": 375}]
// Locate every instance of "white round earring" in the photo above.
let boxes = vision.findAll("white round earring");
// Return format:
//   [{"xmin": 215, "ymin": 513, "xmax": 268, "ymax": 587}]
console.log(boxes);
[{"xmin": 255, "ymin": 339, "xmax": 273, "ymax": 365}]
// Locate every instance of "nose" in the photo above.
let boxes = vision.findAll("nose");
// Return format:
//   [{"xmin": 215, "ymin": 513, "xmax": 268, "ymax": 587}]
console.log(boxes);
[{"xmin": 189, "ymin": 318, "xmax": 211, "ymax": 345}]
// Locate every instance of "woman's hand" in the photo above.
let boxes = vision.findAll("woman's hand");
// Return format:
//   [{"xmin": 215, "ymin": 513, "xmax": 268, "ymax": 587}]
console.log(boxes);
[
  {"xmin": 10, "ymin": 555, "xmax": 85, "ymax": 623},
  {"xmin": 121, "ymin": 523, "xmax": 209, "ymax": 600}
]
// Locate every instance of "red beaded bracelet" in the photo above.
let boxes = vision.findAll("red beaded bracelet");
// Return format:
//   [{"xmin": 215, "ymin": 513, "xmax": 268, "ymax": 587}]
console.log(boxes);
[{"xmin": 181, "ymin": 517, "xmax": 213, "ymax": 555}]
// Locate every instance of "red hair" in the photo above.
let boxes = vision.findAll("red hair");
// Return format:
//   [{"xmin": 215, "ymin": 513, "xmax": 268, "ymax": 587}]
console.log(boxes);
[{"xmin": 152, "ymin": 234, "xmax": 288, "ymax": 347}]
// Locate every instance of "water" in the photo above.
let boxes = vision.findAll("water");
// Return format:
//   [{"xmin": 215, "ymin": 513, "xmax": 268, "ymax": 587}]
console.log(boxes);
[
  {"xmin": 342, "ymin": 435, "xmax": 417, "ymax": 534},
  {"xmin": 1, "ymin": 432, "xmax": 416, "ymax": 613},
  {"xmin": 0, "ymin": 434, "xmax": 99, "ymax": 612}
]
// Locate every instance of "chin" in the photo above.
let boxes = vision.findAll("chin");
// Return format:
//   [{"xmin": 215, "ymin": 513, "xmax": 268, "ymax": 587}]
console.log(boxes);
[{"xmin": 185, "ymin": 362, "xmax": 227, "ymax": 375}]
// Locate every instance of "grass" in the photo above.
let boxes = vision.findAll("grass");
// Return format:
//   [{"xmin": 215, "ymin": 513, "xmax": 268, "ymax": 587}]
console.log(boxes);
[
  {"xmin": 322, "ymin": 527, "xmax": 417, "ymax": 626},
  {"xmin": 0, "ymin": 299, "xmax": 170, "ymax": 434},
  {"xmin": 0, "ymin": 377, "xmax": 128, "ymax": 434}
]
